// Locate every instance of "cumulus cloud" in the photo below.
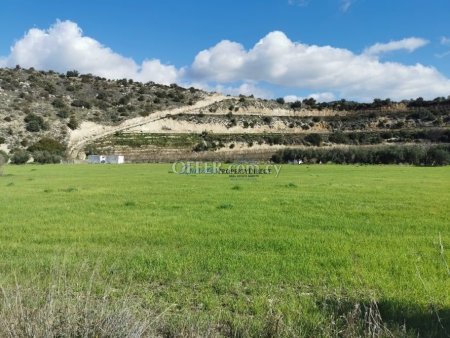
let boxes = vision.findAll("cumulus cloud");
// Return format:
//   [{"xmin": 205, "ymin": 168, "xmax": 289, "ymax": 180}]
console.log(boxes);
[
  {"xmin": 1, "ymin": 20, "xmax": 180, "ymax": 85},
  {"xmin": 364, "ymin": 37, "xmax": 429, "ymax": 56},
  {"xmin": 189, "ymin": 31, "xmax": 450, "ymax": 101},
  {"xmin": 1, "ymin": 20, "xmax": 450, "ymax": 101},
  {"xmin": 188, "ymin": 81, "xmax": 272, "ymax": 98},
  {"xmin": 284, "ymin": 92, "xmax": 336, "ymax": 103}
]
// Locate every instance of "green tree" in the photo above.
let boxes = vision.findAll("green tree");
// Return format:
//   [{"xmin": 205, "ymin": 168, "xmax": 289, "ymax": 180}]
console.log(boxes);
[
  {"xmin": 290, "ymin": 101, "xmax": 302, "ymax": 109},
  {"xmin": 302, "ymin": 98, "xmax": 316, "ymax": 107},
  {"xmin": 66, "ymin": 70, "xmax": 79, "ymax": 78}
]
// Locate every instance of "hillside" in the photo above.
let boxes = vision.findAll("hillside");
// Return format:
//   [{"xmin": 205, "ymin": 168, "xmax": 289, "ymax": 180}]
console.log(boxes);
[{"xmin": 1, "ymin": 67, "xmax": 450, "ymax": 163}]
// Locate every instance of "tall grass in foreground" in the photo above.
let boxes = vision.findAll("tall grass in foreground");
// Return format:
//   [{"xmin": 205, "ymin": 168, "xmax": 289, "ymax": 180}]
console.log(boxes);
[
  {"xmin": 0, "ymin": 267, "xmax": 152, "ymax": 337},
  {"xmin": 0, "ymin": 267, "xmax": 409, "ymax": 337}
]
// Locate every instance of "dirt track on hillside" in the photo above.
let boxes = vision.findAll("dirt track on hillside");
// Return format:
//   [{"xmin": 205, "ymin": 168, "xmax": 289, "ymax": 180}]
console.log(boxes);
[{"xmin": 68, "ymin": 94, "xmax": 227, "ymax": 159}]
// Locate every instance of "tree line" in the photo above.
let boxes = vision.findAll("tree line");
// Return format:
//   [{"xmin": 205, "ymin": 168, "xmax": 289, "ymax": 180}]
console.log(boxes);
[{"xmin": 271, "ymin": 145, "xmax": 450, "ymax": 166}]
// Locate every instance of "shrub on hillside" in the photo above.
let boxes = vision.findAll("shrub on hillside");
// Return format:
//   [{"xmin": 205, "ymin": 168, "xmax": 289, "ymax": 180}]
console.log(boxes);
[
  {"xmin": 262, "ymin": 116, "xmax": 272, "ymax": 124},
  {"xmin": 52, "ymin": 98, "xmax": 66, "ymax": 109},
  {"xmin": 67, "ymin": 116, "xmax": 79, "ymax": 130},
  {"xmin": 32, "ymin": 151, "xmax": 62, "ymax": 164},
  {"xmin": 290, "ymin": 101, "xmax": 302, "ymax": 109},
  {"xmin": 71, "ymin": 100, "xmax": 91, "ymax": 109},
  {"xmin": 57, "ymin": 110, "xmax": 70, "ymax": 119},
  {"xmin": 24, "ymin": 114, "xmax": 48, "ymax": 132},
  {"xmin": 11, "ymin": 150, "xmax": 30, "ymax": 165},
  {"xmin": 304, "ymin": 133, "xmax": 323, "ymax": 146},
  {"xmin": 66, "ymin": 70, "xmax": 79, "ymax": 78},
  {"xmin": 28, "ymin": 138, "xmax": 66, "ymax": 156},
  {"xmin": 329, "ymin": 131, "xmax": 349, "ymax": 144}
]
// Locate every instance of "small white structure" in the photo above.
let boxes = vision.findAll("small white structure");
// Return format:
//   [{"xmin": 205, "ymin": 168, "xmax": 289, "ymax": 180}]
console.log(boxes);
[{"xmin": 88, "ymin": 155, "xmax": 125, "ymax": 164}]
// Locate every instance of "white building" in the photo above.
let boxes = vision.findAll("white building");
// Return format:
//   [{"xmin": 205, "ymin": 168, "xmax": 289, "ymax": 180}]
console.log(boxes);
[{"xmin": 87, "ymin": 155, "xmax": 125, "ymax": 164}]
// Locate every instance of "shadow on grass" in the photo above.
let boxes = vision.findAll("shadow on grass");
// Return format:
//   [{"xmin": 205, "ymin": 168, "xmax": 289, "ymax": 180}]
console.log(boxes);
[
  {"xmin": 320, "ymin": 296, "xmax": 450, "ymax": 337},
  {"xmin": 379, "ymin": 299, "xmax": 450, "ymax": 338}
]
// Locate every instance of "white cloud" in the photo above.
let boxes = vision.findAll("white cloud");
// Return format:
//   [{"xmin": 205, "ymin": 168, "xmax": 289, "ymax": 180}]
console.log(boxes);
[
  {"xmin": 1, "ymin": 21, "xmax": 450, "ymax": 102},
  {"xmin": 289, "ymin": 0, "xmax": 354, "ymax": 12},
  {"xmin": 189, "ymin": 31, "xmax": 450, "ymax": 101},
  {"xmin": 288, "ymin": 0, "xmax": 310, "ymax": 6},
  {"xmin": 340, "ymin": 0, "xmax": 353, "ymax": 12},
  {"xmin": 441, "ymin": 36, "xmax": 450, "ymax": 46},
  {"xmin": 364, "ymin": 37, "xmax": 429, "ymax": 56},
  {"xmin": 189, "ymin": 81, "xmax": 272, "ymax": 99},
  {"xmin": 284, "ymin": 92, "xmax": 336, "ymax": 103},
  {"xmin": 1, "ymin": 20, "xmax": 180, "ymax": 85},
  {"xmin": 435, "ymin": 51, "xmax": 450, "ymax": 59}
]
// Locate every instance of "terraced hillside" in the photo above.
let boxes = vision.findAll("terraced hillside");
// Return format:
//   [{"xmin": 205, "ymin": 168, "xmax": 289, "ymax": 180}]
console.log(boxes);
[{"xmin": 1, "ymin": 67, "xmax": 450, "ymax": 163}]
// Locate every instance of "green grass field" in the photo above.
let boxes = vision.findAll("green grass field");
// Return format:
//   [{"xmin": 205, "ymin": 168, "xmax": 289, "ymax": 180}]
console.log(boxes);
[{"xmin": 1, "ymin": 164, "xmax": 449, "ymax": 337}]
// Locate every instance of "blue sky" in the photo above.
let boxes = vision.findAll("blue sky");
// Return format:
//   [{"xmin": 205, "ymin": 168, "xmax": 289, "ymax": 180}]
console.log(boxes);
[{"xmin": 1, "ymin": 0, "xmax": 450, "ymax": 101}]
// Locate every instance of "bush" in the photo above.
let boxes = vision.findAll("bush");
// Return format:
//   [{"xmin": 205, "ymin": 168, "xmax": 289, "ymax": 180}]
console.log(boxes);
[
  {"xmin": 71, "ymin": 100, "xmax": 91, "ymax": 109},
  {"xmin": 28, "ymin": 138, "xmax": 66, "ymax": 155},
  {"xmin": 66, "ymin": 70, "xmax": 79, "ymax": 78},
  {"xmin": 57, "ymin": 110, "xmax": 70, "ymax": 119},
  {"xmin": 304, "ymin": 133, "xmax": 323, "ymax": 146},
  {"xmin": 52, "ymin": 98, "xmax": 66, "ymax": 109},
  {"xmin": 276, "ymin": 97, "xmax": 285, "ymax": 105},
  {"xmin": 11, "ymin": 150, "xmax": 30, "ymax": 164},
  {"xmin": 271, "ymin": 145, "xmax": 450, "ymax": 166},
  {"xmin": 0, "ymin": 136, "xmax": 5, "ymax": 144},
  {"xmin": 32, "ymin": 151, "xmax": 62, "ymax": 164},
  {"xmin": 24, "ymin": 113, "xmax": 47, "ymax": 132},
  {"xmin": 290, "ymin": 101, "xmax": 302, "ymax": 109},
  {"xmin": 262, "ymin": 116, "xmax": 272, "ymax": 124},
  {"xmin": 329, "ymin": 131, "xmax": 349, "ymax": 144},
  {"xmin": 426, "ymin": 148, "xmax": 450, "ymax": 166},
  {"xmin": 68, "ymin": 116, "xmax": 79, "ymax": 130},
  {"xmin": 26, "ymin": 120, "xmax": 40, "ymax": 132}
]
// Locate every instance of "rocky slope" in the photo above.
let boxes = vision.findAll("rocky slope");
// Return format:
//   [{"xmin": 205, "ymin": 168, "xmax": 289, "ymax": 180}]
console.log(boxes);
[{"xmin": 1, "ymin": 67, "xmax": 449, "ymax": 162}]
